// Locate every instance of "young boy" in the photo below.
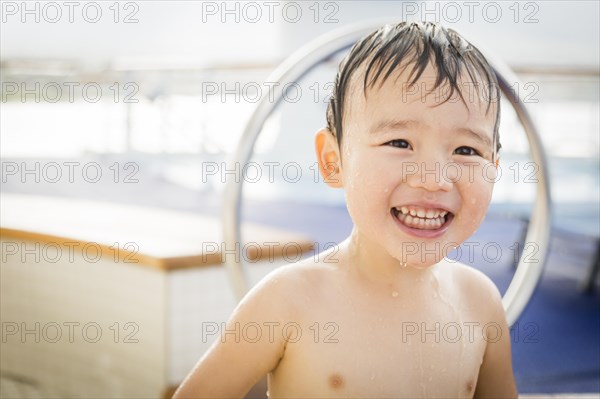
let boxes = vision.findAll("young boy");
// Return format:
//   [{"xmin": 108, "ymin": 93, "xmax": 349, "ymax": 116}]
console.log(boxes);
[{"xmin": 173, "ymin": 21, "xmax": 517, "ymax": 398}]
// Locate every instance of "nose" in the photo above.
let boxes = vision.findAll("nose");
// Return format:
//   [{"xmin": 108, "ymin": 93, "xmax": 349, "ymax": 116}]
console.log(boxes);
[{"xmin": 404, "ymin": 159, "xmax": 453, "ymax": 192}]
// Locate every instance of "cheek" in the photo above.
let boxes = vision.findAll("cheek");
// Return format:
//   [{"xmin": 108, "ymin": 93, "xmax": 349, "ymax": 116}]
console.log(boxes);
[
  {"xmin": 342, "ymin": 155, "xmax": 392, "ymax": 223},
  {"xmin": 459, "ymin": 179, "xmax": 495, "ymax": 227},
  {"xmin": 458, "ymin": 162, "xmax": 496, "ymax": 202},
  {"xmin": 481, "ymin": 162, "xmax": 499, "ymax": 183},
  {"xmin": 343, "ymin": 152, "xmax": 389, "ymax": 192}
]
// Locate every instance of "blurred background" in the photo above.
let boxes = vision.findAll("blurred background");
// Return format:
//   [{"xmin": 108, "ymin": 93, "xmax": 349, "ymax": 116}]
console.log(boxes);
[{"xmin": 1, "ymin": 1, "xmax": 599, "ymax": 398}]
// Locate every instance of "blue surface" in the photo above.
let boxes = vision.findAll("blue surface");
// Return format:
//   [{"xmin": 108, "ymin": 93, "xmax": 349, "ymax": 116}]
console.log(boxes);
[{"xmin": 513, "ymin": 277, "xmax": 600, "ymax": 393}]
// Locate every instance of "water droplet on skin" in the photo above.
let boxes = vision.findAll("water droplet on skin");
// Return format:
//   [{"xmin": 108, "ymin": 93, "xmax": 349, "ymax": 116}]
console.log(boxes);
[
  {"xmin": 391, "ymin": 291, "xmax": 399, "ymax": 297},
  {"xmin": 370, "ymin": 373, "xmax": 375, "ymax": 380},
  {"xmin": 383, "ymin": 187, "xmax": 389, "ymax": 193},
  {"xmin": 428, "ymin": 376, "xmax": 433, "ymax": 382},
  {"xmin": 432, "ymin": 293, "xmax": 438, "ymax": 299},
  {"xmin": 430, "ymin": 365, "xmax": 435, "ymax": 370}
]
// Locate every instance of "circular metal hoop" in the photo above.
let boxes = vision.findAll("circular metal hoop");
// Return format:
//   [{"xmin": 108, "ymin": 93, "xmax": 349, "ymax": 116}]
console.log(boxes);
[{"xmin": 222, "ymin": 20, "xmax": 552, "ymax": 327}]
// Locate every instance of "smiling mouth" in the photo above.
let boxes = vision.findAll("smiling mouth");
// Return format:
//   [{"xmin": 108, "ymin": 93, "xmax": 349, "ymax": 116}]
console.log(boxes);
[{"xmin": 391, "ymin": 206, "xmax": 453, "ymax": 230}]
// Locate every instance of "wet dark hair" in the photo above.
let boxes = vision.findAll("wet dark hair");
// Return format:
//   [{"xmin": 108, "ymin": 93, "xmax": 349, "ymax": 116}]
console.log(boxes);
[{"xmin": 326, "ymin": 21, "xmax": 501, "ymax": 156}]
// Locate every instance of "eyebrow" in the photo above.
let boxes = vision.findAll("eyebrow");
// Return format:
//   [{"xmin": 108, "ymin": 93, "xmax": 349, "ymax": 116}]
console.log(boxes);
[
  {"xmin": 455, "ymin": 127, "xmax": 493, "ymax": 149},
  {"xmin": 370, "ymin": 119, "xmax": 493, "ymax": 149},
  {"xmin": 368, "ymin": 119, "xmax": 420, "ymax": 135}
]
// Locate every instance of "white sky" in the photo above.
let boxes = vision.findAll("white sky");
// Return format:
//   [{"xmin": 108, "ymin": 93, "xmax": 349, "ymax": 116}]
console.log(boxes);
[{"xmin": 1, "ymin": 1, "xmax": 599, "ymax": 69}]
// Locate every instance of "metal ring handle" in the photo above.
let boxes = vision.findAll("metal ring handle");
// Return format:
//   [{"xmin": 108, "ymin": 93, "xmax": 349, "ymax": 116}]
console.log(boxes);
[{"xmin": 222, "ymin": 19, "xmax": 552, "ymax": 326}]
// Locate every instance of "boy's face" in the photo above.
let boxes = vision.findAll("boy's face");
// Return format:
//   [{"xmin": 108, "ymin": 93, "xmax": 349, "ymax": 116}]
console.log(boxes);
[{"xmin": 333, "ymin": 62, "xmax": 497, "ymax": 268}]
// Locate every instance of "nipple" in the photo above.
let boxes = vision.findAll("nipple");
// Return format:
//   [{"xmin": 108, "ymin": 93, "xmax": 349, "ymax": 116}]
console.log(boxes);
[
  {"xmin": 466, "ymin": 380, "xmax": 475, "ymax": 392},
  {"xmin": 329, "ymin": 374, "xmax": 344, "ymax": 389}
]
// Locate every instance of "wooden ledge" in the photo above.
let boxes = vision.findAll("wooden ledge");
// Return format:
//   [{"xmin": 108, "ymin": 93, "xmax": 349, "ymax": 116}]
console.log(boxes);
[{"xmin": 0, "ymin": 194, "xmax": 314, "ymax": 271}]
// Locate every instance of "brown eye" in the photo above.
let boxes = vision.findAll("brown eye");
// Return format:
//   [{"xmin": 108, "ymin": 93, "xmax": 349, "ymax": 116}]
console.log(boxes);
[
  {"xmin": 385, "ymin": 139, "xmax": 411, "ymax": 149},
  {"xmin": 454, "ymin": 146, "xmax": 480, "ymax": 156}
]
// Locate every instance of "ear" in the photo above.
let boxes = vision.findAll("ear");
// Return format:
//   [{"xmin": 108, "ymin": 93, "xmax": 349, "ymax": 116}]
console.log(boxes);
[{"xmin": 314, "ymin": 128, "xmax": 343, "ymax": 188}]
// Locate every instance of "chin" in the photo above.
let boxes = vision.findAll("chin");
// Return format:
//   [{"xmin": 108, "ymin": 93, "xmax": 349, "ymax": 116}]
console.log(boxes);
[
  {"xmin": 406, "ymin": 261, "xmax": 441, "ymax": 270},
  {"xmin": 389, "ymin": 250, "xmax": 443, "ymax": 269}
]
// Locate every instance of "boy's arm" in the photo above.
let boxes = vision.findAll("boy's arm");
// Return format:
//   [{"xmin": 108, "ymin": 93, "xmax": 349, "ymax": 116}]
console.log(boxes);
[
  {"xmin": 172, "ymin": 268, "xmax": 294, "ymax": 399},
  {"xmin": 473, "ymin": 283, "xmax": 518, "ymax": 399}
]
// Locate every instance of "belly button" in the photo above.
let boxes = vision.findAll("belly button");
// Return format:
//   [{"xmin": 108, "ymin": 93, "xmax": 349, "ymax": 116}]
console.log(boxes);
[{"xmin": 329, "ymin": 373, "xmax": 344, "ymax": 389}]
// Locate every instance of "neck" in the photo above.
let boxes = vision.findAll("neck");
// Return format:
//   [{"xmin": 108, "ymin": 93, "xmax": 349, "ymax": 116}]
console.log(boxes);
[{"xmin": 341, "ymin": 227, "xmax": 436, "ymax": 286}]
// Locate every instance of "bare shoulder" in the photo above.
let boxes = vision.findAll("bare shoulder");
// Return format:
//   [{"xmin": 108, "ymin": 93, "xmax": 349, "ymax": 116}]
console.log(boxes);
[
  {"xmin": 438, "ymin": 260, "xmax": 504, "ymax": 317},
  {"xmin": 244, "ymin": 253, "xmax": 338, "ymax": 316}
]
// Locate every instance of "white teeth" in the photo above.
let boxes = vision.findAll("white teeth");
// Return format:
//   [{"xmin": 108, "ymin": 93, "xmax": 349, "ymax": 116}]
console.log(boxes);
[
  {"xmin": 393, "ymin": 207, "xmax": 450, "ymax": 230},
  {"xmin": 396, "ymin": 207, "xmax": 449, "ymax": 219},
  {"xmin": 398, "ymin": 209, "xmax": 446, "ymax": 230},
  {"xmin": 394, "ymin": 206, "xmax": 451, "ymax": 229}
]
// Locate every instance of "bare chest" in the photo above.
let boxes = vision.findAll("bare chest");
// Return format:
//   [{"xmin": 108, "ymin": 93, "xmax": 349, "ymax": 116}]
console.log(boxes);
[{"xmin": 269, "ymin": 291, "xmax": 487, "ymax": 398}]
